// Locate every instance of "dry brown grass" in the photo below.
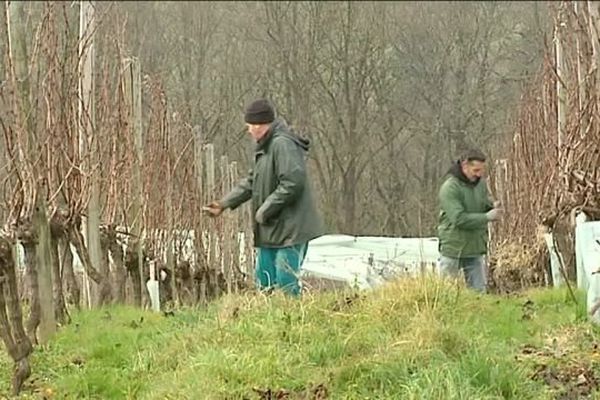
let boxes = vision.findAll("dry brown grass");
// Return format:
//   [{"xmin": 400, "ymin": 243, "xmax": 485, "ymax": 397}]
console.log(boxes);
[{"xmin": 490, "ymin": 237, "xmax": 548, "ymax": 293}]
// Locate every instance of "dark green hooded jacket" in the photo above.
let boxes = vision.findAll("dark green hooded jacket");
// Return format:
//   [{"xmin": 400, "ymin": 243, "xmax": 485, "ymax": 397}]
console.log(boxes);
[
  {"xmin": 437, "ymin": 161, "xmax": 493, "ymax": 258},
  {"xmin": 220, "ymin": 118, "xmax": 325, "ymax": 248}
]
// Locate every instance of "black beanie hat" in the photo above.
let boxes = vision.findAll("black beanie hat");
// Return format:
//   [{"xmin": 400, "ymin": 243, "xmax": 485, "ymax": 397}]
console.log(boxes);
[{"xmin": 244, "ymin": 99, "xmax": 275, "ymax": 124}]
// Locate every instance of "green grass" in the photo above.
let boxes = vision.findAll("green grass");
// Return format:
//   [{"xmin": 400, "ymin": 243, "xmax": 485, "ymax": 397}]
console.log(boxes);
[{"xmin": 1, "ymin": 277, "xmax": 599, "ymax": 399}]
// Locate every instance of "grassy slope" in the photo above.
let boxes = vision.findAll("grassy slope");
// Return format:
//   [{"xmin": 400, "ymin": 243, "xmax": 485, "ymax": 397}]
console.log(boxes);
[{"xmin": 1, "ymin": 277, "xmax": 598, "ymax": 400}]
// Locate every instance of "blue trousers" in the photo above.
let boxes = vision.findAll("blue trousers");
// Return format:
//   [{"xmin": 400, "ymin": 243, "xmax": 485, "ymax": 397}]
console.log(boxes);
[
  {"xmin": 255, "ymin": 243, "xmax": 308, "ymax": 296},
  {"xmin": 438, "ymin": 255, "xmax": 487, "ymax": 293}
]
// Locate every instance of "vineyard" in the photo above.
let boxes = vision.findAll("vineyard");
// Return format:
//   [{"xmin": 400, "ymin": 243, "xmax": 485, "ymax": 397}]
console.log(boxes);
[{"xmin": 1, "ymin": 1, "xmax": 600, "ymax": 398}]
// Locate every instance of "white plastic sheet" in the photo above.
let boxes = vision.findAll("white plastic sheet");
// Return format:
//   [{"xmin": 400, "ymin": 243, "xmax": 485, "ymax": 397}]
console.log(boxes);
[
  {"xmin": 301, "ymin": 234, "xmax": 440, "ymax": 290},
  {"xmin": 575, "ymin": 219, "xmax": 600, "ymax": 323}
]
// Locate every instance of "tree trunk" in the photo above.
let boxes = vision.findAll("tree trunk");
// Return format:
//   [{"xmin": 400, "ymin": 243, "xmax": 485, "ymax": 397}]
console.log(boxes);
[
  {"xmin": 342, "ymin": 165, "xmax": 357, "ymax": 234},
  {"xmin": 125, "ymin": 247, "xmax": 143, "ymax": 307},
  {"xmin": 98, "ymin": 233, "xmax": 112, "ymax": 306},
  {"xmin": 60, "ymin": 239, "xmax": 80, "ymax": 310},
  {"xmin": 68, "ymin": 226, "xmax": 110, "ymax": 305},
  {"xmin": 21, "ymin": 242, "xmax": 39, "ymax": 346},
  {"xmin": 50, "ymin": 235, "xmax": 68, "ymax": 325},
  {"xmin": 34, "ymin": 193, "xmax": 57, "ymax": 344},
  {"xmin": 107, "ymin": 231, "xmax": 127, "ymax": 304},
  {"xmin": 0, "ymin": 237, "xmax": 33, "ymax": 395}
]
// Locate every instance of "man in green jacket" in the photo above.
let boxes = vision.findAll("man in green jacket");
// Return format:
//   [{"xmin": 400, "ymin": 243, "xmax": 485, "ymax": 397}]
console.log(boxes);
[
  {"xmin": 437, "ymin": 149, "xmax": 502, "ymax": 293},
  {"xmin": 204, "ymin": 99, "xmax": 325, "ymax": 296}
]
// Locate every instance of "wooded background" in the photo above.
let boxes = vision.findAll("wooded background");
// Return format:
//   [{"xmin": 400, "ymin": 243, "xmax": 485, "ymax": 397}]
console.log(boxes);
[{"xmin": 110, "ymin": 1, "xmax": 547, "ymax": 236}]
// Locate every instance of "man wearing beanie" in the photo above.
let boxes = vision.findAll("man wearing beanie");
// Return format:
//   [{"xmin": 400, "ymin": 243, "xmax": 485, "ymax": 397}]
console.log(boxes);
[{"xmin": 204, "ymin": 99, "xmax": 325, "ymax": 296}]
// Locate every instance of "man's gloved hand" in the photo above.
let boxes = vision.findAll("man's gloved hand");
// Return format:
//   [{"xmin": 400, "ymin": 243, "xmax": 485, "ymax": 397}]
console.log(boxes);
[{"xmin": 486, "ymin": 208, "xmax": 503, "ymax": 221}]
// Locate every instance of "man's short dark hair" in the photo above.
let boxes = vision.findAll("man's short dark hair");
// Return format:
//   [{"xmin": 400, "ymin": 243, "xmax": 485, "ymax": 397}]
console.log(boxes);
[{"xmin": 460, "ymin": 148, "xmax": 486, "ymax": 163}]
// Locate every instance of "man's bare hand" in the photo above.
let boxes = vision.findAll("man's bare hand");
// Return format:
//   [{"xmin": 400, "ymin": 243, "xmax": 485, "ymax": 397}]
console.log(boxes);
[
  {"xmin": 203, "ymin": 202, "xmax": 224, "ymax": 217},
  {"xmin": 486, "ymin": 208, "xmax": 503, "ymax": 222}
]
